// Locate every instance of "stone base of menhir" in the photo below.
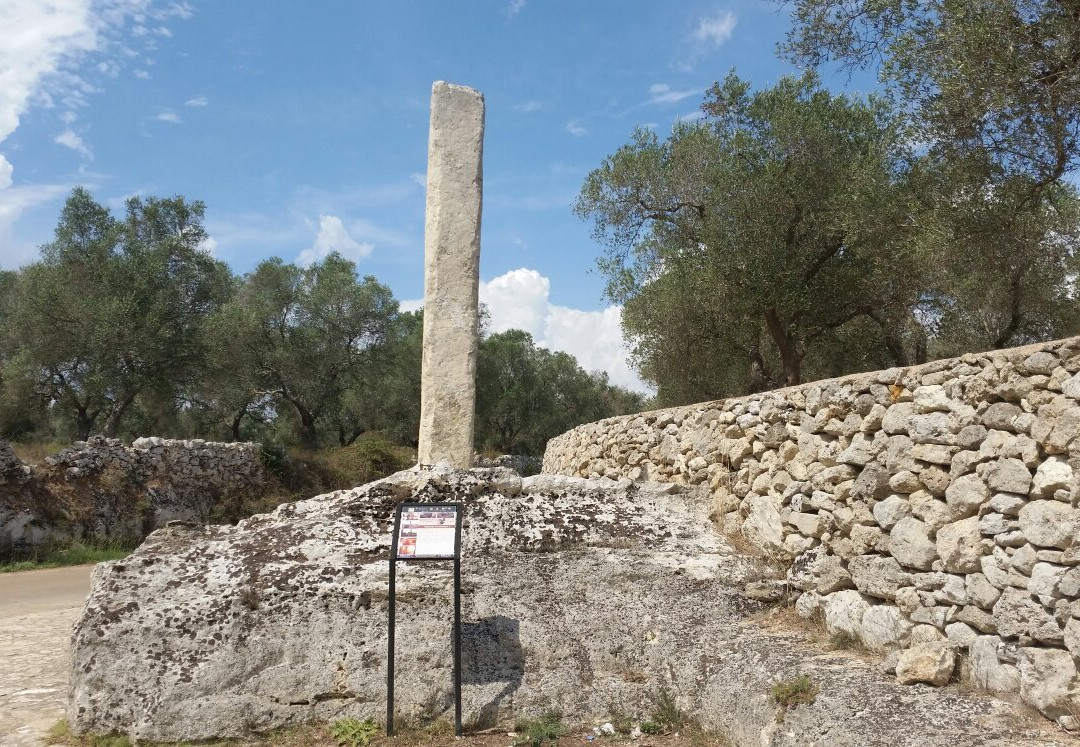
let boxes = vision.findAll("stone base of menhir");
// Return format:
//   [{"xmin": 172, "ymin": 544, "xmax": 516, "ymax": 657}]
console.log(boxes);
[{"xmin": 69, "ymin": 467, "xmax": 1069, "ymax": 745}]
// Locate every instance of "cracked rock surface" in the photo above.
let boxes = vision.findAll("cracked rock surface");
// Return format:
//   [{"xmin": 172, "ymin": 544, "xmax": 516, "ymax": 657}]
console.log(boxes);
[{"xmin": 70, "ymin": 467, "xmax": 1070, "ymax": 745}]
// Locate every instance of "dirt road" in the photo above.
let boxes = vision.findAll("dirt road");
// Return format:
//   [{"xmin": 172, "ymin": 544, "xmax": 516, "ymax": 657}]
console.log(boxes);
[{"xmin": 0, "ymin": 566, "xmax": 93, "ymax": 747}]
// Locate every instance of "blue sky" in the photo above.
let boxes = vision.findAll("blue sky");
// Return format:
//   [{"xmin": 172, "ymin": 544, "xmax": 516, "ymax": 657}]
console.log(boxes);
[{"xmin": 0, "ymin": 0, "xmax": 877, "ymax": 391}]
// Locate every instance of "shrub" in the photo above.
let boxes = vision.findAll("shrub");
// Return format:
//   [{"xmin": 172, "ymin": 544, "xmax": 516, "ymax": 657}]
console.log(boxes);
[
  {"xmin": 329, "ymin": 717, "xmax": 380, "ymax": 747},
  {"xmin": 514, "ymin": 709, "xmax": 567, "ymax": 747}
]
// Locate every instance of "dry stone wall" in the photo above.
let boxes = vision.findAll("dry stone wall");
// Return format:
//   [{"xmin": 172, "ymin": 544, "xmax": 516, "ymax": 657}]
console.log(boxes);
[
  {"xmin": 544, "ymin": 336, "xmax": 1080, "ymax": 727},
  {"xmin": 0, "ymin": 436, "xmax": 264, "ymax": 554}
]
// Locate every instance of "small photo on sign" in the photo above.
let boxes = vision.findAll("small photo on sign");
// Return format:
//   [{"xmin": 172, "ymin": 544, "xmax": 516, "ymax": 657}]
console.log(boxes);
[{"xmin": 396, "ymin": 505, "xmax": 458, "ymax": 559}]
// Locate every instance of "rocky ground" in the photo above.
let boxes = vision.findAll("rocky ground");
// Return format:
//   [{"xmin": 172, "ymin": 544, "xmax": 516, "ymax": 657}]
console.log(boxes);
[{"xmin": 66, "ymin": 467, "xmax": 1076, "ymax": 746}]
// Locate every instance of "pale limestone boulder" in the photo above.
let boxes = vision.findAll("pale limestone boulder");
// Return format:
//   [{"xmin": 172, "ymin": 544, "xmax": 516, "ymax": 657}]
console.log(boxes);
[
  {"xmin": 993, "ymin": 587, "xmax": 1064, "ymax": 643},
  {"xmin": 882, "ymin": 402, "xmax": 917, "ymax": 435},
  {"xmin": 944, "ymin": 473, "xmax": 990, "ymax": 518},
  {"xmin": 965, "ymin": 573, "xmax": 1002, "ymax": 609},
  {"xmin": 742, "ymin": 494, "xmax": 784, "ymax": 555},
  {"xmin": 849, "ymin": 554, "xmax": 912, "ymax": 601},
  {"xmin": 861, "ymin": 604, "xmax": 913, "ymax": 652},
  {"xmin": 889, "ymin": 471, "xmax": 920, "ymax": 494},
  {"xmin": 895, "ymin": 642, "xmax": 956, "ymax": 686},
  {"xmin": 1012, "ymin": 543, "xmax": 1039, "ymax": 574},
  {"xmin": 1063, "ymin": 372, "xmax": 1080, "ymax": 400},
  {"xmin": 982, "ymin": 402, "xmax": 1024, "ymax": 432},
  {"xmin": 1017, "ymin": 648, "xmax": 1080, "ymax": 720},
  {"xmin": 957, "ymin": 605, "xmax": 998, "ymax": 633},
  {"xmin": 1029, "ymin": 562, "xmax": 1068, "ymax": 600},
  {"xmin": 985, "ymin": 458, "xmax": 1032, "ymax": 494},
  {"xmin": 1019, "ymin": 500, "xmax": 1080, "ymax": 549},
  {"xmin": 956, "ymin": 425, "xmax": 988, "ymax": 450},
  {"xmin": 891, "ymin": 517, "xmax": 938, "ymax": 570},
  {"xmin": 873, "ymin": 494, "xmax": 912, "ymax": 530},
  {"xmin": 823, "ymin": 589, "xmax": 871, "ymax": 637},
  {"xmin": 910, "ymin": 492, "xmax": 956, "ymax": 531},
  {"xmin": 944, "ymin": 622, "xmax": 978, "ymax": 646},
  {"xmin": 936, "ymin": 516, "xmax": 988, "ymax": 573},
  {"xmin": 919, "ymin": 466, "xmax": 951, "ymax": 496},
  {"xmin": 788, "ymin": 545, "xmax": 852, "ymax": 594},
  {"xmin": 988, "ymin": 492, "xmax": 1025, "ymax": 516},
  {"xmin": 969, "ymin": 636, "xmax": 1020, "ymax": 693},
  {"xmin": 914, "ymin": 385, "xmax": 951, "ymax": 412},
  {"xmin": 1031, "ymin": 457, "xmax": 1073, "ymax": 499},
  {"xmin": 909, "ymin": 412, "xmax": 956, "ymax": 445},
  {"xmin": 1065, "ymin": 618, "xmax": 1080, "ymax": 657}
]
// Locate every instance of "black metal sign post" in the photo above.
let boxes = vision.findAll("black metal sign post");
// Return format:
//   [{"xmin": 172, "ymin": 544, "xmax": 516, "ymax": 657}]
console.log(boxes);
[{"xmin": 386, "ymin": 502, "xmax": 463, "ymax": 737}]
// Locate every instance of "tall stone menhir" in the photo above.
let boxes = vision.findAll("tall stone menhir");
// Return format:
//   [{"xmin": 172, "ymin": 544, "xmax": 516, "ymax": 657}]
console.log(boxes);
[{"xmin": 417, "ymin": 81, "xmax": 485, "ymax": 468}]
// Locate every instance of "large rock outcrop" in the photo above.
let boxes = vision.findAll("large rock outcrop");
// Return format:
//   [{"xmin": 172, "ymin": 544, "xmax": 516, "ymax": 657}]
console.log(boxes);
[
  {"xmin": 544, "ymin": 335, "xmax": 1080, "ymax": 726},
  {"xmin": 69, "ymin": 467, "xmax": 1068, "ymax": 745}
]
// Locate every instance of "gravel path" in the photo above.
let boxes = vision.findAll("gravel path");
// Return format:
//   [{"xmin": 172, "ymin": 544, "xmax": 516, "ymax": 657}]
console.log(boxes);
[{"xmin": 0, "ymin": 566, "xmax": 92, "ymax": 747}]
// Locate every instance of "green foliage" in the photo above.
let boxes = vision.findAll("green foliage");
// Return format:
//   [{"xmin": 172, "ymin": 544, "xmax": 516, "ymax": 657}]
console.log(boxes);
[
  {"xmin": 329, "ymin": 717, "xmax": 380, "ymax": 747},
  {"xmin": 2, "ymin": 188, "xmax": 231, "ymax": 440},
  {"xmin": 771, "ymin": 674, "xmax": 819, "ymax": 721},
  {"xmin": 514, "ymin": 710, "xmax": 567, "ymax": 747},
  {"xmin": 0, "ymin": 540, "xmax": 133, "ymax": 572},
  {"xmin": 782, "ymin": 0, "xmax": 1080, "ymax": 188},
  {"xmin": 579, "ymin": 72, "xmax": 921, "ymax": 401},
  {"xmin": 578, "ymin": 68, "xmax": 1080, "ymax": 404},
  {"xmin": 639, "ymin": 720, "xmax": 663, "ymax": 735},
  {"xmin": 476, "ymin": 329, "xmax": 647, "ymax": 456},
  {"xmin": 323, "ymin": 432, "xmax": 413, "ymax": 485}
]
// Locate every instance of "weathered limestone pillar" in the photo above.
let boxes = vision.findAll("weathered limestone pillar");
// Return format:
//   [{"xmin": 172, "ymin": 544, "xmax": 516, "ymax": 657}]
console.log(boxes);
[{"xmin": 417, "ymin": 81, "xmax": 485, "ymax": 467}]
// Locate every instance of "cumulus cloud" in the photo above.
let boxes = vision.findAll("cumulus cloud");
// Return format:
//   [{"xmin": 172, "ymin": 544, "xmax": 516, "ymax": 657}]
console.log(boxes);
[
  {"xmin": 481, "ymin": 268, "xmax": 648, "ymax": 392},
  {"xmin": 566, "ymin": 120, "xmax": 586, "ymax": 137},
  {"xmin": 184, "ymin": 95, "xmax": 208, "ymax": 107},
  {"xmin": 647, "ymin": 83, "xmax": 698, "ymax": 106},
  {"xmin": 297, "ymin": 214, "xmax": 374, "ymax": 266},
  {"xmin": 400, "ymin": 268, "xmax": 646, "ymax": 391},
  {"xmin": 694, "ymin": 11, "xmax": 736, "ymax": 46},
  {"xmin": 54, "ymin": 128, "xmax": 92, "ymax": 158},
  {"xmin": 133, "ymin": 68, "xmax": 151, "ymax": 79},
  {"xmin": 154, "ymin": 110, "xmax": 181, "ymax": 123}
]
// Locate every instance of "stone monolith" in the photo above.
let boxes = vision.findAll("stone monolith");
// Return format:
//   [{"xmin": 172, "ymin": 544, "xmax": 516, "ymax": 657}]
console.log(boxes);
[{"xmin": 417, "ymin": 81, "xmax": 484, "ymax": 468}]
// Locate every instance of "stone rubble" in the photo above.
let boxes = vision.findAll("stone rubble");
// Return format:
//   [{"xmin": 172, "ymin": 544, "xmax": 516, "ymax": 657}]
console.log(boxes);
[
  {"xmin": 0, "ymin": 435, "xmax": 264, "ymax": 553},
  {"xmin": 545, "ymin": 335, "xmax": 1080, "ymax": 727}
]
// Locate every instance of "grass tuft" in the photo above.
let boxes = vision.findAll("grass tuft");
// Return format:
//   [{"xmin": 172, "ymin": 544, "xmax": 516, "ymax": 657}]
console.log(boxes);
[
  {"xmin": 0, "ymin": 541, "xmax": 133, "ymax": 572},
  {"xmin": 771, "ymin": 674, "xmax": 819, "ymax": 722}
]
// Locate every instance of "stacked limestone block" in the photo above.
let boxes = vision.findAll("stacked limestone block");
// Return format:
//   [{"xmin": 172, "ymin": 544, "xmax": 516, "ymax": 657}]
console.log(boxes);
[{"xmin": 544, "ymin": 336, "xmax": 1080, "ymax": 727}]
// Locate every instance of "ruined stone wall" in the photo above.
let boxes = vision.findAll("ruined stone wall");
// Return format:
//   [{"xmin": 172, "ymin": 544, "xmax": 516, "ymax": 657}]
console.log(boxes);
[
  {"xmin": 0, "ymin": 436, "xmax": 264, "ymax": 553},
  {"xmin": 543, "ymin": 336, "xmax": 1080, "ymax": 725}
]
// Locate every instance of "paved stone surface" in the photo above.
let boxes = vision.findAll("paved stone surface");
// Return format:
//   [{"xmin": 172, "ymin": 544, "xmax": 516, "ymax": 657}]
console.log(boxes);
[{"xmin": 0, "ymin": 566, "xmax": 92, "ymax": 746}]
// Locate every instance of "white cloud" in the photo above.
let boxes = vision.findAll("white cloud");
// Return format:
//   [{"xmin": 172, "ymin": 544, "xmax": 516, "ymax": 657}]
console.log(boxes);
[
  {"xmin": 184, "ymin": 95, "xmax": 208, "ymax": 107},
  {"xmin": 399, "ymin": 298, "xmax": 423, "ymax": 313},
  {"xmin": 647, "ymin": 83, "xmax": 698, "ymax": 106},
  {"xmin": 0, "ymin": 182, "xmax": 73, "ymax": 268},
  {"xmin": 505, "ymin": 0, "xmax": 525, "ymax": 19},
  {"xmin": 197, "ymin": 236, "xmax": 217, "ymax": 255},
  {"xmin": 297, "ymin": 214, "xmax": 374, "ymax": 266},
  {"xmin": 566, "ymin": 120, "xmax": 586, "ymax": 137},
  {"xmin": 478, "ymin": 268, "xmax": 649, "ymax": 392},
  {"xmin": 154, "ymin": 110, "xmax": 181, "ymax": 123},
  {"xmin": 0, "ymin": 0, "xmax": 192, "ymax": 192},
  {"xmin": 694, "ymin": 11, "xmax": 736, "ymax": 46},
  {"xmin": 409, "ymin": 171, "xmax": 426, "ymax": 189},
  {"xmin": 54, "ymin": 128, "xmax": 92, "ymax": 158},
  {"xmin": 133, "ymin": 68, "xmax": 150, "ymax": 79},
  {"xmin": 675, "ymin": 110, "xmax": 705, "ymax": 124},
  {"xmin": 515, "ymin": 100, "xmax": 542, "ymax": 112}
]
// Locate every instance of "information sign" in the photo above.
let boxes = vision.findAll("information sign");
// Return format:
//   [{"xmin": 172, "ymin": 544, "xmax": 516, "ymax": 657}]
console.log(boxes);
[
  {"xmin": 386, "ymin": 502, "xmax": 463, "ymax": 737},
  {"xmin": 395, "ymin": 505, "xmax": 459, "ymax": 559}
]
